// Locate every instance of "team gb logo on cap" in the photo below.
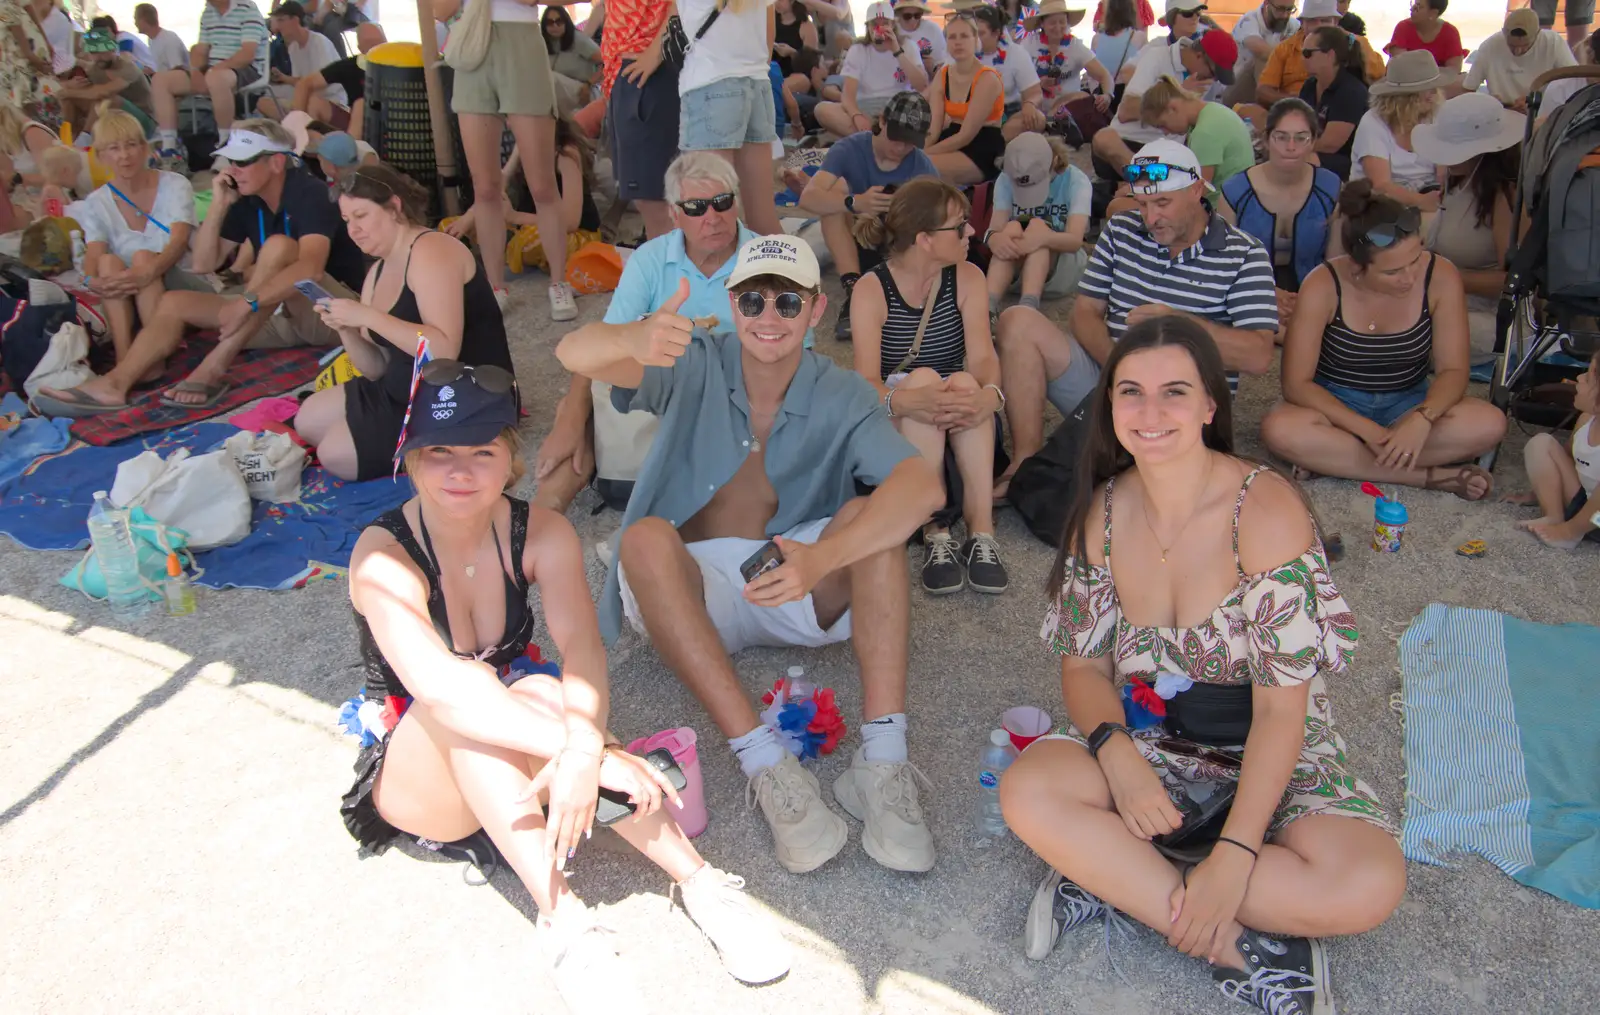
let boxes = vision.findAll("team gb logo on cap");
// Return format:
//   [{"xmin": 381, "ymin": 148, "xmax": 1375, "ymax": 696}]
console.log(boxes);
[{"xmin": 433, "ymin": 384, "xmax": 457, "ymax": 420}]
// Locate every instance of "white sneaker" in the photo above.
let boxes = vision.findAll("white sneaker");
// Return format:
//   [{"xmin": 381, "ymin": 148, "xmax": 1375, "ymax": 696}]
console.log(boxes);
[
  {"xmin": 493, "ymin": 286, "xmax": 510, "ymax": 311},
  {"xmin": 674, "ymin": 865, "xmax": 792, "ymax": 984},
  {"xmin": 832, "ymin": 749, "xmax": 935, "ymax": 872},
  {"xmin": 549, "ymin": 281, "xmax": 578, "ymax": 322},
  {"xmin": 539, "ymin": 914, "xmax": 651, "ymax": 1015},
  {"xmin": 746, "ymin": 753, "xmax": 848, "ymax": 874}
]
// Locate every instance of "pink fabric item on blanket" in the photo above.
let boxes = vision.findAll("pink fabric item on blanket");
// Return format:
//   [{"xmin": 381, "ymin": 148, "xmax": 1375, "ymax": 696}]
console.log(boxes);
[{"xmin": 230, "ymin": 397, "xmax": 302, "ymax": 432}]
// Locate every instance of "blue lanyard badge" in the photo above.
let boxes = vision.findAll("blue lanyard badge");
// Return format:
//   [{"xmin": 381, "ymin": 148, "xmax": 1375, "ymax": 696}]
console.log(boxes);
[
  {"xmin": 107, "ymin": 183, "xmax": 169, "ymax": 234},
  {"xmin": 257, "ymin": 206, "xmax": 292, "ymax": 248}
]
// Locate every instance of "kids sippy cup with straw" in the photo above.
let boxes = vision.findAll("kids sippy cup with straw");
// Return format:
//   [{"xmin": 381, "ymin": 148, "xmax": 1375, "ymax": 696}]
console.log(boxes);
[{"xmin": 1362, "ymin": 482, "xmax": 1408, "ymax": 552}]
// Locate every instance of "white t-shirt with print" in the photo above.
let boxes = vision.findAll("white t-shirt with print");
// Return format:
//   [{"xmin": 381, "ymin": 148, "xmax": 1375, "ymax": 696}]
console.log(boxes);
[
  {"xmin": 981, "ymin": 38, "xmax": 1041, "ymax": 106},
  {"xmin": 902, "ymin": 20, "xmax": 949, "ymax": 68},
  {"xmin": 1231, "ymin": 6, "xmax": 1297, "ymax": 77},
  {"xmin": 680, "ymin": 0, "xmax": 775, "ymax": 93},
  {"xmin": 77, "ymin": 172, "xmax": 198, "ymax": 264},
  {"xmin": 842, "ymin": 43, "xmax": 917, "ymax": 115},
  {"xmin": 1350, "ymin": 110, "xmax": 1439, "ymax": 191}
]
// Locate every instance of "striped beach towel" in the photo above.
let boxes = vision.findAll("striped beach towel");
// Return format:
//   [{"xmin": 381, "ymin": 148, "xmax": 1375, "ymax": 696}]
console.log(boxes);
[{"xmin": 1399, "ymin": 604, "xmax": 1600, "ymax": 909}]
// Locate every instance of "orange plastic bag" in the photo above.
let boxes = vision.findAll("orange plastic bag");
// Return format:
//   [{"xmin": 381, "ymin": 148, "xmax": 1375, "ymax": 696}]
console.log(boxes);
[{"xmin": 565, "ymin": 241, "xmax": 625, "ymax": 295}]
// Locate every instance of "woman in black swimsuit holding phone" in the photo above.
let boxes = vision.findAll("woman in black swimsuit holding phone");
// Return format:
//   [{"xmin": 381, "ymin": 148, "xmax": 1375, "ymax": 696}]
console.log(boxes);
[
  {"xmin": 341, "ymin": 369, "xmax": 788, "ymax": 1014},
  {"xmin": 295, "ymin": 165, "xmax": 515, "ymax": 481}
]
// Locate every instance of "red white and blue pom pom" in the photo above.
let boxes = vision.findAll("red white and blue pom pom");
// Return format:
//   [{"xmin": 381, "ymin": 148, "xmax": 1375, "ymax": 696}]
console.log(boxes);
[
  {"xmin": 1120, "ymin": 677, "xmax": 1166, "ymax": 730},
  {"xmin": 336, "ymin": 689, "xmax": 412, "ymax": 746},
  {"xmin": 759, "ymin": 677, "xmax": 847, "ymax": 760}
]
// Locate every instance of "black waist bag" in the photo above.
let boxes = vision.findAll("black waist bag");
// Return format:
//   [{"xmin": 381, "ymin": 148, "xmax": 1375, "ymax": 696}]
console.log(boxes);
[
  {"xmin": 1163, "ymin": 683, "xmax": 1253, "ymax": 747},
  {"xmin": 1007, "ymin": 393, "xmax": 1091, "ymax": 547}
]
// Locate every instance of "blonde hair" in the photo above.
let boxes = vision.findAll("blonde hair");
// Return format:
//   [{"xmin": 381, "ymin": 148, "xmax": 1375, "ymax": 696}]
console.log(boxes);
[
  {"xmin": 851, "ymin": 178, "xmax": 970, "ymax": 253},
  {"xmin": 90, "ymin": 109, "xmax": 148, "ymax": 156},
  {"xmin": 0, "ymin": 106, "xmax": 34, "ymax": 154},
  {"xmin": 1371, "ymin": 89, "xmax": 1440, "ymax": 138},
  {"xmin": 403, "ymin": 427, "xmax": 526, "ymax": 493},
  {"xmin": 1139, "ymin": 75, "xmax": 1194, "ymax": 127},
  {"xmin": 38, "ymin": 145, "xmax": 84, "ymax": 188},
  {"xmin": 1046, "ymin": 135, "xmax": 1074, "ymax": 175}
]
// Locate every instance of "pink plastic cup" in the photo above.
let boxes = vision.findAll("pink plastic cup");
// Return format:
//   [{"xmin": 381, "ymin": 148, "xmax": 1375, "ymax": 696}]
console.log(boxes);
[
  {"xmin": 626, "ymin": 726, "xmax": 708, "ymax": 838},
  {"xmin": 1002, "ymin": 706, "xmax": 1053, "ymax": 752}
]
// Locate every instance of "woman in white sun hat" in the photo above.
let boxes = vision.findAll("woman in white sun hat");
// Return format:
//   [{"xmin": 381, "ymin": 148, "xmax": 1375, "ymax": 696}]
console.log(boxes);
[{"xmin": 1349, "ymin": 49, "xmax": 1453, "ymax": 212}]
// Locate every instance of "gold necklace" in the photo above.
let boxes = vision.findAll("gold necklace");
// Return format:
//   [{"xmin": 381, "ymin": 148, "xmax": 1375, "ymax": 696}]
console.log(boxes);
[{"xmin": 1140, "ymin": 455, "xmax": 1215, "ymax": 564}]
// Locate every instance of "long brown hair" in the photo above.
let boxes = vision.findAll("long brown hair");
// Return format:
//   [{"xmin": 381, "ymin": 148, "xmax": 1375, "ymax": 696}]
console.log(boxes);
[{"xmin": 851, "ymin": 178, "xmax": 970, "ymax": 254}]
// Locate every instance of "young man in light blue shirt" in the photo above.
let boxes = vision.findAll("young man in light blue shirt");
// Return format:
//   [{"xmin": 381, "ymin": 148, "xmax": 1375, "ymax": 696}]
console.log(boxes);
[{"xmin": 556, "ymin": 235, "xmax": 945, "ymax": 879}]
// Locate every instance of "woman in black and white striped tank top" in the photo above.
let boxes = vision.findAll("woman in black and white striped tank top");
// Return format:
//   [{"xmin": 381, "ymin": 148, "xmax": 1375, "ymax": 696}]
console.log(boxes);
[
  {"xmin": 848, "ymin": 178, "xmax": 1012, "ymax": 596},
  {"xmin": 1262, "ymin": 181, "xmax": 1506, "ymax": 502}
]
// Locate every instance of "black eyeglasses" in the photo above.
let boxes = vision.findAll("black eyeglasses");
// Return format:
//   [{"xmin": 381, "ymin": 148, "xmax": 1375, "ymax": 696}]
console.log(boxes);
[
  {"xmin": 1154, "ymin": 737, "xmax": 1243, "ymax": 770},
  {"xmin": 1355, "ymin": 206, "xmax": 1423, "ymax": 249},
  {"xmin": 1122, "ymin": 162, "xmax": 1200, "ymax": 185},
  {"xmin": 420, "ymin": 359, "xmax": 518, "ymax": 394},
  {"xmin": 897, "ymin": 10, "xmax": 923, "ymax": 20},
  {"xmin": 675, "ymin": 192, "xmax": 736, "ymax": 217},
  {"xmin": 927, "ymin": 218, "xmax": 969, "ymax": 233},
  {"xmin": 736, "ymin": 290, "xmax": 808, "ymax": 319}
]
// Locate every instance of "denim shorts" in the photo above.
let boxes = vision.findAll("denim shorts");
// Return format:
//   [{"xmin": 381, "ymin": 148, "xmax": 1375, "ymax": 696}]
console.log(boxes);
[
  {"xmin": 1318, "ymin": 379, "xmax": 1429, "ymax": 428},
  {"xmin": 679, "ymin": 75, "xmax": 778, "ymax": 151}
]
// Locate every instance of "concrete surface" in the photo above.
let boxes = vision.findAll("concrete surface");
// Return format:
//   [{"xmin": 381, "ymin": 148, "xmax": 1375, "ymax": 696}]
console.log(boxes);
[{"xmin": 2, "ymin": 274, "xmax": 1597, "ymax": 1015}]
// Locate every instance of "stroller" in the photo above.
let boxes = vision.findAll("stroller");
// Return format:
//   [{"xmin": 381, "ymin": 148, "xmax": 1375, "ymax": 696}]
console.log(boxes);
[{"xmin": 1489, "ymin": 66, "xmax": 1600, "ymax": 467}]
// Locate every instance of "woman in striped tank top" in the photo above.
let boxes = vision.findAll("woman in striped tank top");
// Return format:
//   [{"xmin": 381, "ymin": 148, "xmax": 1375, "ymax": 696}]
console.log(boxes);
[
  {"xmin": 1261, "ymin": 181, "xmax": 1505, "ymax": 500},
  {"xmin": 849, "ymin": 178, "xmax": 1011, "ymax": 596}
]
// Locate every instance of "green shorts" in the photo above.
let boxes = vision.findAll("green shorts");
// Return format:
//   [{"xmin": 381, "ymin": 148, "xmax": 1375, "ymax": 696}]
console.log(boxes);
[{"xmin": 451, "ymin": 21, "xmax": 558, "ymax": 118}]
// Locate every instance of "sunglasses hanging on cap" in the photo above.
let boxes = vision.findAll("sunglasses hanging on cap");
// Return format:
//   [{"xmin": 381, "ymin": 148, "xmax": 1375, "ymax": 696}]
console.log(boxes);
[
  {"xmin": 736, "ymin": 291, "xmax": 807, "ymax": 320},
  {"xmin": 1122, "ymin": 162, "xmax": 1200, "ymax": 185},
  {"xmin": 1356, "ymin": 206, "xmax": 1423, "ymax": 249},
  {"xmin": 675, "ymin": 192, "xmax": 736, "ymax": 217},
  {"xmin": 420, "ymin": 359, "xmax": 518, "ymax": 395}
]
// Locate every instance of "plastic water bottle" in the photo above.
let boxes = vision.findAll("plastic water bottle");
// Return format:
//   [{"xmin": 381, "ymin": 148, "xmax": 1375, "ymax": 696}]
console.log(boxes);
[
  {"xmin": 975, "ymin": 728, "xmax": 1018, "ymax": 843},
  {"xmin": 87, "ymin": 491, "xmax": 149, "ymax": 618}
]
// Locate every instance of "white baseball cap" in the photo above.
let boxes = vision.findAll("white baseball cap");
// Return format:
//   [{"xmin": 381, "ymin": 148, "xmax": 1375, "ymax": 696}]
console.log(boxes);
[
  {"xmin": 1128, "ymin": 139, "xmax": 1207, "ymax": 193},
  {"xmin": 1300, "ymin": 0, "xmax": 1339, "ymax": 19},
  {"xmin": 725, "ymin": 235, "xmax": 822, "ymax": 290},
  {"xmin": 865, "ymin": 1, "xmax": 895, "ymax": 21},
  {"xmin": 213, "ymin": 127, "xmax": 295, "ymax": 162}
]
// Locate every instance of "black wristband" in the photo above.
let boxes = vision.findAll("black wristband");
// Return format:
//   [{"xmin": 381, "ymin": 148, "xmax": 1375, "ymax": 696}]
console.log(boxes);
[
  {"xmin": 1217, "ymin": 836, "xmax": 1260, "ymax": 859},
  {"xmin": 1087, "ymin": 721, "xmax": 1131, "ymax": 758}
]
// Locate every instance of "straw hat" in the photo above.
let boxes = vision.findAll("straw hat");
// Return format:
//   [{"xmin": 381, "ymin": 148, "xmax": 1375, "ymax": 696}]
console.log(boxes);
[
  {"xmin": 1024, "ymin": 0, "xmax": 1088, "ymax": 32},
  {"xmin": 1412, "ymin": 92, "xmax": 1526, "ymax": 167},
  {"xmin": 1369, "ymin": 50, "xmax": 1458, "ymax": 96}
]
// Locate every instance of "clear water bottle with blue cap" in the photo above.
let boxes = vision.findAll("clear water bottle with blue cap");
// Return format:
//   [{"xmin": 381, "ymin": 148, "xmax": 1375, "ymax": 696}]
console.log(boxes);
[{"xmin": 975, "ymin": 728, "xmax": 1018, "ymax": 842}]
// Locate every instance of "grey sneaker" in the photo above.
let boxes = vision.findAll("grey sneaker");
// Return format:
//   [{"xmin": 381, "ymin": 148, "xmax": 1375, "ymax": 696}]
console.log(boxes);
[
  {"xmin": 1213, "ymin": 930, "xmax": 1331, "ymax": 1015},
  {"xmin": 961, "ymin": 534, "xmax": 1008, "ymax": 594},
  {"xmin": 1024, "ymin": 868, "xmax": 1110, "ymax": 960},
  {"xmin": 921, "ymin": 533, "xmax": 964, "ymax": 594},
  {"xmin": 549, "ymin": 281, "xmax": 578, "ymax": 322}
]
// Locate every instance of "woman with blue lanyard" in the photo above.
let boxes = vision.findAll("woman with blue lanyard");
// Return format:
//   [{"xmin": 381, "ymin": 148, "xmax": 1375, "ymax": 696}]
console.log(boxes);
[{"xmin": 76, "ymin": 108, "xmax": 207, "ymax": 368}]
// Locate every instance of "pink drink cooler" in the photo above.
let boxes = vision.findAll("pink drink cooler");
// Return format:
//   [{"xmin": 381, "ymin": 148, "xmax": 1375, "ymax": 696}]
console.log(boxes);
[{"xmin": 626, "ymin": 726, "xmax": 709, "ymax": 838}]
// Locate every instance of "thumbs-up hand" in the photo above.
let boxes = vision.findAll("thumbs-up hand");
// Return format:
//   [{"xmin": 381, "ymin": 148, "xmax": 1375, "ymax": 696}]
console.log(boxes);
[{"xmin": 631, "ymin": 278, "xmax": 695, "ymax": 367}]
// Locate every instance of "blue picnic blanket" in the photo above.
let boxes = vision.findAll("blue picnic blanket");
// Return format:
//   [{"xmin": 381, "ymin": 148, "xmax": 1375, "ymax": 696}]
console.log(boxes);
[
  {"xmin": 0, "ymin": 422, "xmax": 409, "ymax": 590},
  {"xmin": 1399, "ymin": 604, "xmax": 1600, "ymax": 909},
  {"xmin": 0, "ymin": 393, "xmax": 73, "ymax": 490}
]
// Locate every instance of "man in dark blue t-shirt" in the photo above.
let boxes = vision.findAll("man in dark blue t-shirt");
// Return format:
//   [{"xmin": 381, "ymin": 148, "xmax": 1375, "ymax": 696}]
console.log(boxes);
[{"xmin": 797, "ymin": 91, "xmax": 938, "ymax": 340}]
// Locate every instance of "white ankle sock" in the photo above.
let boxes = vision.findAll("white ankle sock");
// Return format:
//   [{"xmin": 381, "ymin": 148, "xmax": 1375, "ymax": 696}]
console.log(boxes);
[
  {"xmin": 158, "ymin": 128, "xmax": 178, "ymax": 146},
  {"xmin": 860, "ymin": 713, "xmax": 908, "ymax": 763},
  {"xmin": 730, "ymin": 725, "xmax": 787, "ymax": 778}
]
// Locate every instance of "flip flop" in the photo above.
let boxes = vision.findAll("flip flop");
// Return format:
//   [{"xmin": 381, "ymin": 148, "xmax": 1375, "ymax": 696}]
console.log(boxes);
[
  {"xmin": 159, "ymin": 379, "xmax": 233, "ymax": 409},
  {"xmin": 1425, "ymin": 463, "xmax": 1494, "ymax": 502},
  {"xmin": 29, "ymin": 388, "xmax": 130, "ymax": 418}
]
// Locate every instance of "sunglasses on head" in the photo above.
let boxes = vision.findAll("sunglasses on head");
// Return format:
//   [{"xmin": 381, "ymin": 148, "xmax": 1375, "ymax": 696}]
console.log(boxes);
[
  {"xmin": 1172, "ymin": 7, "xmax": 1203, "ymax": 17},
  {"xmin": 1356, "ymin": 206, "xmax": 1423, "ymax": 249},
  {"xmin": 675, "ymin": 192, "xmax": 736, "ymax": 217},
  {"xmin": 736, "ymin": 290, "xmax": 808, "ymax": 319},
  {"xmin": 1122, "ymin": 161, "xmax": 1200, "ymax": 185},
  {"xmin": 420, "ymin": 359, "xmax": 518, "ymax": 395},
  {"xmin": 338, "ymin": 168, "xmax": 394, "ymax": 199},
  {"xmin": 1154, "ymin": 737, "xmax": 1243, "ymax": 770}
]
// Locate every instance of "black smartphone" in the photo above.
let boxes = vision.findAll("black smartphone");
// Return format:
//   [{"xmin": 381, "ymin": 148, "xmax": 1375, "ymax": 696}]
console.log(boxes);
[
  {"xmin": 739, "ymin": 539, "xmax": 785, "ymax": 584},
  {"xmin": 594, "ymin": 747, "xmax": 689, "ymax": 826},
  {"xmin": 1152, "ymin": 782, "xmax": 1237, "ymax": 863}
]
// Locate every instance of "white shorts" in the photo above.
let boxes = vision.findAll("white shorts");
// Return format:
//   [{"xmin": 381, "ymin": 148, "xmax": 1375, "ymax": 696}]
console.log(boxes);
[{"xmin": 619, "ymin": 517, "xmax": 852, "ymax": 655}]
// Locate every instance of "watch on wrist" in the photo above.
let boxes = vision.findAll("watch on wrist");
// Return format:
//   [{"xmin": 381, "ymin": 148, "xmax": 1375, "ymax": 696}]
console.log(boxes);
[
  {"xmin": 844, "ymin": 193, "xmax": 856, "ymax": 213},
  {"xmin": 1087, "ymin": 721, "xmax": 1131, "ymax": 759},
  {"xmin": 243, "ymin": 291, "xmax": 260, "ymax": 313}
]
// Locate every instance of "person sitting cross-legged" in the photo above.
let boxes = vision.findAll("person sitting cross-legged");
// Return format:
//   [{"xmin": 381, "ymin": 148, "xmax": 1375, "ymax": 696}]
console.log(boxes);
[
  {"xmin": 556, "ymin": 235, "xmax": 946, "ymax": 876},
  {"xmin": 38, "ymin": 120, "xmax": 366, "ymax": 415},
  {"xmin": 992, "ymin": 138, "xmax": 1278, "ymax": 498},
  {"xmin": 1000, "ymin": 314, "xmax": 1405, "ymax": 1015},
  {"xmin": 1259, "ymin": 180, "xmax": 1506, "ymax": 500},
  {"xmin": 794, "ymin": 91, "xmax": 937, "ymax": 343},
  {"xmin": 851, "ymin": 178, "xmax": 1011, "ymax": 596},
  {"xmin": 341, "ymin": 372, "xmax": 790, "ymax": 1015}
]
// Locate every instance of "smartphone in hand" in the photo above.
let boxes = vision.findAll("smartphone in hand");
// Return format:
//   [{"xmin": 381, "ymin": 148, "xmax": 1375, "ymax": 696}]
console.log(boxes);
[
  {"xmin": 594, "ymin": 748, "xmax": 689, "ymax": 826},
  {"xmin": 739, "ymin": 539, "xmax": 785, "ymax": 584},
  {"xmin": 293, "ymin": 278, "xmax": 335, "ymax": 303}
]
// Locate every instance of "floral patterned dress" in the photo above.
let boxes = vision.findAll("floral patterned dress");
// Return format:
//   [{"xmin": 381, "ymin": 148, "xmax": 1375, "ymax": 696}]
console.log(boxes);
[
  {"xmin": 1039, "ymin": 467, "xmax": 1395, "ymax": 836},
  {"xmin": 0, "ymin": 0, "xmax": 60, "ymax": 112}
]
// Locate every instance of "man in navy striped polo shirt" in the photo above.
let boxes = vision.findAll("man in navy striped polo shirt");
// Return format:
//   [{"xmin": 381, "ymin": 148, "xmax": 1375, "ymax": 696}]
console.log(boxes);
[{"xmin": 993, "ymin": 139, "xmax": 1276, "ymax": 492}]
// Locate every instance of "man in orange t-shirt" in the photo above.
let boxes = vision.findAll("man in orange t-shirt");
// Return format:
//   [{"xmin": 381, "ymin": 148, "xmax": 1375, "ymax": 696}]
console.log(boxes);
[{"xmin": 1255, "ymin": 0, "xmax": 1384, "ymax": 104}]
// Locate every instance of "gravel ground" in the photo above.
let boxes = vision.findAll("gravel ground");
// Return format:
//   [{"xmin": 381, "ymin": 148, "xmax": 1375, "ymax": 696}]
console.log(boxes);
[{"xmin": 2, "ymin": 269, "xmax": 1598, "ymax": 1015}]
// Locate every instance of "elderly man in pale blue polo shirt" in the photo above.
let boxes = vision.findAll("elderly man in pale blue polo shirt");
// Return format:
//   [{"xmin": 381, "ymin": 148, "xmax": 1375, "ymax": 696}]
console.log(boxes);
[
  {"xmin": 536, "ymin": 150, "xmax": 782, "ymax": 514},
  {"xmin": 557, "ymin": 235, "xmax": 944, "ymax": 878}
]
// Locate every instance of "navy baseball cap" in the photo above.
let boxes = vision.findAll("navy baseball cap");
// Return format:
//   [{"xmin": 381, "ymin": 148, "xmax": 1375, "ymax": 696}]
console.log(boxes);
[{"xmin": 397, "ymin": 361, "xmax": 518, "ymax": 454}]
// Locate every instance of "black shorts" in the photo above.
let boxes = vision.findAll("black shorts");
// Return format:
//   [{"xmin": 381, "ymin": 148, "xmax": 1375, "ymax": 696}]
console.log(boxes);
[
  {"xmin": 609, "ymin": 62, "xmax": 681, "ymax": 204},
  {"xmin": 343, "ymin": 376, "xmax": 407, "ymax": 482},
  {"xmin": 795, "ymin": 91, "xmax": 822, "ymax": 133},
  {"xmin": 1564, "ymin": 488, "xmax": 1600, "ymax": 542},
  {"xmin": 941, "ymin": 122, "xmax": 1005, "ymax": 182}
]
